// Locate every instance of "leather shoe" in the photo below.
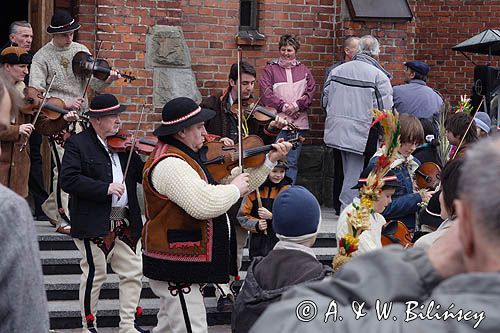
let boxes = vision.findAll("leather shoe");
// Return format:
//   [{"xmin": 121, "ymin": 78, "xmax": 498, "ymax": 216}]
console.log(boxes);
[
  {"xmin": 55, "ymin": 222, "xmax": 71, "ymax": 235},
  {"xmin": 134, "ymin": 322, "xmax": 150, "ymax": 333},
  {"xmin": 216, "ymin": 295, "xmax": 234, "ymax": 312}
]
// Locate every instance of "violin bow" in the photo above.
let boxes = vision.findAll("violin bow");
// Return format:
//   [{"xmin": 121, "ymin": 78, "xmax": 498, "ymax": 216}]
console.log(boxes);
[
  {"xmin": 254, "ymin": 190, "xmax": 268, "ymax": 235},
  {"xmin": 451, "ymin": 96, "xmax": 484, "ymax": 160},
  {"xmin": 81, "ymin": 40, "xmax": 103, "ymax": 100},
  {"xmin": 121, "ymin": 103, "xmax": 147, "ymax": 184},
  {"xmin": 237, "ymin": 48, "xmax": 244, "ymax": 171},
  {"xmin": 20, "ymin": 73, "xmax": 57, "ymax": 151}
]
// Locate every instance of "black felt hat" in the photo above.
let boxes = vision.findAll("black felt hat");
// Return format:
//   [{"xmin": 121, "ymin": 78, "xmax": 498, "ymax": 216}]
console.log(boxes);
[
  {"xmin": 352, "ymin": 165, "xmax": 400, "ymax": 190},
  {"xmin": 153, "ymin": 97, "xmax": 215, "ymax": 137},
  {"xmin": 86, "ymin": 94, "xmax": 126, "ymax": 118},
  {"xmin": 47, "ymin": 10, "xmax": 81, "ymax": 34},
  {"xmin": 0, "ymin": 47, "xmax": 32, "ymax": 65},
  {"xmin": 418, "ymin": 190, "xmax": 443, "ymax": 229}
]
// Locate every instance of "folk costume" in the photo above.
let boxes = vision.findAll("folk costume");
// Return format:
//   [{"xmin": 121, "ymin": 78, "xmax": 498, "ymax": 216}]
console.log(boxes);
[
  {"xmin": 60, "ymin": 94, "xmax": 146, "ymax": 333},
  {"xmin": 142, "ymin": 97, "xmax": 277, "ymax": 333},
  {"xmin": 201, "ymin": 74, "xmax": 282, "ymax": 310},
  {"xmin": 0, "ymin": 47, "xmax": 68, "ymax": 197},
  {"xmin": 29, "ymin": 10, "xmax": 112, "ymax": 231},
  {"xmin": 332, "ymin": 109, "xmax": 400, "ymax": 271}
]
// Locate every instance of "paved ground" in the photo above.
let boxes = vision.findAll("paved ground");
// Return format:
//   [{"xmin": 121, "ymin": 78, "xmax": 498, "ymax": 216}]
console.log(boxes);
[{"xmin": 50, "ymin": 325, "xmax": 230, "ymax": 332}]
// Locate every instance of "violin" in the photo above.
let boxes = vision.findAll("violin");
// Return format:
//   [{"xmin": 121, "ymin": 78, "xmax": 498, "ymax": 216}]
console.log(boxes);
[
  {"xmin": 415, "ymin": 162, "xmax": 441, "ymax": 190},
  {"xmin": 107, "ymin": 129, "xmax": 158, "ymax": 155},
  {"xmin": 230, "ymin": 97, "xmax": 278, "ymax": 125},
  {"xmin": 72, "ymin": 51, "xmax": 136, "ymax": 83},
  {"xmin": 22, "ymin": 86, "xmax": 69, "ymax": 120},
  {"xmin": 381, "ymin": 220, "xmax": 413, "ymax": 248},
  {"xmin": 202, "ymin": 134, "xmax": 303, "ymax": 182}
]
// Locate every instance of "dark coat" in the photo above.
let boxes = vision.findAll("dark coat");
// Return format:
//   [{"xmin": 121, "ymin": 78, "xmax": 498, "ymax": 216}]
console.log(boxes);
[
  {"xmin": 231, "ymin": 247, "xmax": 332, "ymax": 333},
  {"xmin": 0, "ymin": 109, "xmax": 68, "ymax": 197},
  {"xmin": 60, "ymin": 127, "xmax": 144, "ymax": 239}
]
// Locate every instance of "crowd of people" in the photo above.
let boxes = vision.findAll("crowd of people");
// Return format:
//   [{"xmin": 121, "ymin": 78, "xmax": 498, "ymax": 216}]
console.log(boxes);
[{"xmin": 0, "ymin": 8, "xmax": 498, "ymax": 333}]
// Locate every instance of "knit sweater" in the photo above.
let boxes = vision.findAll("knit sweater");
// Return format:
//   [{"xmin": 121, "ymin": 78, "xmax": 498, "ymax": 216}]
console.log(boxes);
[
  {"xmin": 151, "ymin": 156, "xmax": 276, "ymax": 219},
  {"xmin": 29, "ymin": 41, "xmax": 110, "ymax": 111}
]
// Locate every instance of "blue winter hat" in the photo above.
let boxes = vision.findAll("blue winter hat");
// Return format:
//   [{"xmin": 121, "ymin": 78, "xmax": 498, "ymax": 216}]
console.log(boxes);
[
  {"xmin": 272, "ymin": 186, "xmax": 321, "ymax": 241},
  {"xmin": 474, "ymin": 111, "xmax": 491, "ymax": 134},
  {"xmin": 405, "ymin": 60, "xmax": 430, "ymax": 76}
]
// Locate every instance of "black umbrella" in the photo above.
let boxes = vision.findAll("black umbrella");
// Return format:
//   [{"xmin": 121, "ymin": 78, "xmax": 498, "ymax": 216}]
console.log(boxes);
[{"xmin": 452, "ymin": 29, "xmax": 500, "ymax": 63}]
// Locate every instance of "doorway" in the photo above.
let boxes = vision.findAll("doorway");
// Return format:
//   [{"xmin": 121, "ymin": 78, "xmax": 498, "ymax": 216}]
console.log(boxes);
[{"xmin": 0, "ymin": 0, "xmax": 29, "ymax": 48}]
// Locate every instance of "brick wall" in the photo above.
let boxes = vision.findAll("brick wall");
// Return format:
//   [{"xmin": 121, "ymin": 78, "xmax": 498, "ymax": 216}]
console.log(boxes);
[
  {"xmin": 181, "ymin": 0, "xmax": 335, "ymax": 144},
  {"xmin": 75, "ymin": 0, "xmax": 183, "ymax": 133},
  {"xmin": 412, "ymin": 0, "xmax": 500, "ymax": 102},
  {"xmin": 68, "ymin": 0, "xmax": 498, "ymax": 141}
]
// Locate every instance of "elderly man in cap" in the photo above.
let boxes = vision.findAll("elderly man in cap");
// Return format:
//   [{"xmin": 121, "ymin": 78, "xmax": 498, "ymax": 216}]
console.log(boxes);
[
  {"xmin": 252, "ymin": 135, "xmax": 500, "ymax": 333},
  {"xmin": 393, "ymin": 60, "xmax": 443, "ymax": 119},
  {"xmin": 30, "ymin": 9, "xmax": 121, "ymax": 233},
  {"xmin": 0, "ymin": 46, "xmax": 77, "ymax": 198},
  {"xmin": 60, "ymin": 94, "xmax": 147, "ymax": 333},
  {"xmin": 141, "ymin": 97, "xmax": 292, "ymax": 333}
]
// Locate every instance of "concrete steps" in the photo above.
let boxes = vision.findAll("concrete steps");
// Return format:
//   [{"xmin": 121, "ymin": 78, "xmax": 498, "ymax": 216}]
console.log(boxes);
[{"xmin": 37, "ymin": 208, "xmax": 338, "ymax": 330}]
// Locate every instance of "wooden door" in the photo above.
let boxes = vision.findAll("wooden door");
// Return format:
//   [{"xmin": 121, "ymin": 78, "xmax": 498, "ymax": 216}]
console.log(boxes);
[{"xmin": 29, "ymin": 0, "xmax": 53, "ymax": 52}]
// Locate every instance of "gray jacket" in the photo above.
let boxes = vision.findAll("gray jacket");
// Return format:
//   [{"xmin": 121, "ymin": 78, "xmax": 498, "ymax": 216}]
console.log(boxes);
[
  {"xmin": 251, "ymin": 246, "xmax": 498, "ymax": 332},
  {"xmin": 322, "ymin": 55, "xmax": 393, "ymax": 154},
  {"xmin": 0, "ymin": 185, "xmax": 49, "ymax": 332},
  {"xmin": 393, "ymin": 79, "xmax": 443, "ymax": 119}
]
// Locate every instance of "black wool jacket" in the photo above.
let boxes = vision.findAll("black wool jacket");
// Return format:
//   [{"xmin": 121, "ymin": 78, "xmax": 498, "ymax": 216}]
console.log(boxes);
[{"xmin": 60, "ymin": 127, "xmax": 144, "ymax": 239}]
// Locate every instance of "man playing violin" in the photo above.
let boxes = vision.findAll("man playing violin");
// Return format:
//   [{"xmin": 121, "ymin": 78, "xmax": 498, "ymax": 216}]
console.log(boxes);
[
  {"xmin": 142, "ymin": 97, "xmax": 291, "ymax": 333},
  {"xmin": 0, "ymin": 46, "xmax": 78, "ymax": 198},
  {"xmin": 30, "ymin": 10, "xmax": 121, "ymax": 233},
  {"xmin": 60, "ymin": 94, "xmax": 148, "ymax": 333},
  {"xmin": 201, "ymin": 61, "xmax": 288, "ymax": 310},
  {"xmin": 202, "ymin": 61, "xmax": 287, "ymax": 146}
]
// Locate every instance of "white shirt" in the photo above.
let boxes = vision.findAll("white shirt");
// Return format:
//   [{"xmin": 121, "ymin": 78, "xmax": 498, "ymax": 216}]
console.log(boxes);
[{"xmin": 97, "ymin": 135, "xmax": 128, "ymax": 207}]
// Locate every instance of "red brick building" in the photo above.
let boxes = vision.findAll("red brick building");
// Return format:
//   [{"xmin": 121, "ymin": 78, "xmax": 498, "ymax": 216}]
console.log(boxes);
[{"xmin": 9, "ymin": 0, "xmax": 498, "ymax": 144}]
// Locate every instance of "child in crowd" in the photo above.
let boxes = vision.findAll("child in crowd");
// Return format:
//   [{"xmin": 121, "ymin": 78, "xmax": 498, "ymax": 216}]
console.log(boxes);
[
  {"xmin": 414, "ymin": 158, "xmax": 464, "ymax": 249},
  {"xmin": 446, "ymin": 111, "xmax": 478, "ymax": 159},
  {"xmin": 232, "ymin": 186, "xmax": 332, "ymax": 333},
  {"xmin": 336, "ymin": 165, "xmax": 400, "ymax": 255},
  {"xmin": 368, "ymin": 113, "xmax": 430, "ymax": 230},
  {"xmin": 237, "ymin": 160, "xmax": 292, "ymax": 259},
  {"xmin": 474, "ymin": 111, "xmax": 491, "ymax": 138},
  {"xmin": 413, "ymin": 117, "xmax": 442, "ymax": 167}
]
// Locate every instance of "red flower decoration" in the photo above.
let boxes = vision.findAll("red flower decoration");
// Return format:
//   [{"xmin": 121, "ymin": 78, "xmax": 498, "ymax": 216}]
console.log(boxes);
[
  {"xmin": 371, "ymin": 113, "xmax": 388, "ymax": 128},
  {"xmin": 135, "ymin": 306, "xmax": 143, "ymax": 317},
  {"xmin": 85, "ymin": 313, "xmax": 95, "ymax": 323}
]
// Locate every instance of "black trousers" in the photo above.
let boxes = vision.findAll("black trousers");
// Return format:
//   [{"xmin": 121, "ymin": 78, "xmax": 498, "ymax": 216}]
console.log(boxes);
[
  {"xmin": 28, "ymin": 130, "xmax": 49, "ymax": 217},
  {"xmin": 332, "ymin": 148, "xmax": 343, "ymax": 215}
]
